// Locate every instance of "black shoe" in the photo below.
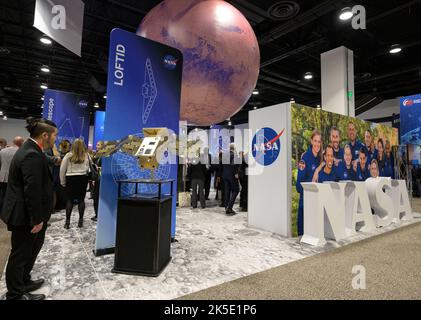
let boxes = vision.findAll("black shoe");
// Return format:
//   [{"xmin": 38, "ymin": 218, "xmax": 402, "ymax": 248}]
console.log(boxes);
[
  {"xmin": 78, "ymin": 219, "xmax": 83, "ymax": 228},
  {"xmin": 226, "ymin": 209, "xmax": 236, "ymax": 216},
  {"xmin": 64, "ymin": 221, "xmax": 70, "ymax": 229},
  {"xmin": 25, "ymin": 279, "xmax": 45, "ymax": 293},
  {"xmin": 17, "ymin": 293, "xmax": 46, "ymax": 300},
  {"xmin": 91, "ymin": 216, "xmax": 97, "ymax": 222}
]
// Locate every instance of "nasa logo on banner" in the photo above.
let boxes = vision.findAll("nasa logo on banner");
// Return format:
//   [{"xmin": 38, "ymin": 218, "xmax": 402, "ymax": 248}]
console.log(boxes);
[
  {"xmin": 252, "ymin": 127, "xmax": 284, "ymax": 166},
  {"xmin": 402, "ymin": 98, "xmax": 421, "ymax": 107},
  {"xmin": 78, "ymin": 99, "xmax": 88, "ymax": 108},
  {"xmin": 163, "ymin": 55, "xmax": 178, "ymax": 70}
]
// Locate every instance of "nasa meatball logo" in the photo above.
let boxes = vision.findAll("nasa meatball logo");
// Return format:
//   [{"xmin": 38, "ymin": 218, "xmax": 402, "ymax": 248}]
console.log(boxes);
[
  {"xmin": 163, "ymin": 55, "xmax": 178, "ymax": 70},
  {"xmin": 252, "ymin": 127, "xmax": 285, "ymax": 166},
  {"xmin": 78, "ymin": 100, "xmax": 88, "ymax": 109},
  {"xmin": 403, "ymin": 99, "xmax": 413, "ymax": 107}
]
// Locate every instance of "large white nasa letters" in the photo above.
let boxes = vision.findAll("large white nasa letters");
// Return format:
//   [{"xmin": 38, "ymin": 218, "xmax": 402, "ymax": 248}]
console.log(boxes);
[
  {"xmin": 366, "ymin": 178, "xmax": 393, "ymax": 227},
  {"xmin": 347, "ymin": 182, "xmax": 376, "ymax": 234},
  {"xmin": 301, "ymin": 179, "xmax": 413, "ymax": 246}
]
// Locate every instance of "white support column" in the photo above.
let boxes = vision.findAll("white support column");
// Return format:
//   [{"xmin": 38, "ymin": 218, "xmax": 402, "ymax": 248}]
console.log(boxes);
[{"xmin": 321, "ymin": 46, "xmax": 355, "ymax": 117}]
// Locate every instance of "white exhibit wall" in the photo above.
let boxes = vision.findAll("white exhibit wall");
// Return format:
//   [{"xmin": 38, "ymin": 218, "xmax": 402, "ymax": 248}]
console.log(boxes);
[
  {"xmin": 0, "ymin": 118, "xmax": 29, "ymax": 145},
  {"xmin": 248, "ymin": 103, "xmax": 292, "ymax": 237}
]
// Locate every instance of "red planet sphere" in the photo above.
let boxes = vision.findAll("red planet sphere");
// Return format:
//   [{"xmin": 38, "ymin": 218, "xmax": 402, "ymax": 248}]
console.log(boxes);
[{"xmin": 137, "ymin": 0, "xmax": 260, "ymax": 126}]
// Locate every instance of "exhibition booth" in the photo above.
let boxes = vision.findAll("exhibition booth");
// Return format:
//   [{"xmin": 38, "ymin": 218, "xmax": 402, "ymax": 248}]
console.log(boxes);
[{"xmin": 2, "ymin": 0, "xmax": 421, "ymax": 301}]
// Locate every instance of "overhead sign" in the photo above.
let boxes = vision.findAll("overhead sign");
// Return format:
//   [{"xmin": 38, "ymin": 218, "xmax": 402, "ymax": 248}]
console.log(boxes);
[{"xmin": 34, "ymin": 0, "xmax": 85, "ymax": 56}]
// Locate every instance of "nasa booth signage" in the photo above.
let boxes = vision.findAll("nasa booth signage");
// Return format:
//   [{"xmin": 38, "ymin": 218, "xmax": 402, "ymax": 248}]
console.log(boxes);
[
  {"xmin": 248, "ymin": 102, "xmax": 417, "ymax": 246},
  {"xmin": 400, "ymin": 94, "xmax": 421, "ymax": 145},
  {"xmin": 95, "ymin": 28, "xmax": 182, "ymax": 255},
  {"xmin": 42, "ymin": 89, "xmax": 90, "ymax": 144}
]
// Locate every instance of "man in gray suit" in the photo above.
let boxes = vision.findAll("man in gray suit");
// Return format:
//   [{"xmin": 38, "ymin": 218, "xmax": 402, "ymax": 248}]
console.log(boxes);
[{"xmin": 0, "ymin": 136, "xmax": 24, "ymax": 211}]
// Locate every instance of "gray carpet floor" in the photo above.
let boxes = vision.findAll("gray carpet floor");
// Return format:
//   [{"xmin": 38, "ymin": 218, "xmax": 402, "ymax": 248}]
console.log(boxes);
[{"xmin": 180, "ymin": 220, "xmax": 421, "ymax": 300}]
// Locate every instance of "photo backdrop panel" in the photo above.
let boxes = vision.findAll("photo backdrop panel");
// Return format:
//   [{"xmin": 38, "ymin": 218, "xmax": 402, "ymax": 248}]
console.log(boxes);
[{"xmin": 291, "ymin": 103, "xmax": 398, "ymax": 237}]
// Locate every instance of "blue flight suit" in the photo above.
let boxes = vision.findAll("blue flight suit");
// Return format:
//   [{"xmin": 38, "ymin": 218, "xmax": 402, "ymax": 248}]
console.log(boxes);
[
  {"xmin": 384, "ymin": 155, "xmax": 395, "ymax": 178},
  {"xmin": 355, "ymin": 162, "xmax": 370, "ymax": 181},
  {"xmin": 364, "ymin": 145, "xmax": 378, "ymax": 165},
  {"xmin": 318, "ymin": 166, "xmax": 339, "ymax": 183},
  {"xmin": 333, "ymin": 147, "xmax": 344, "ymax": 164},
  {"xmin": 348, "ymin": 140, "xmax": 364, "ymax": 161},
  {"xmin": 296, "ymin": 150, "xmax": 320, "ymax": 236},
  {"xmin": 377, "ymin": 158, "xmax": 386, "ymax": 177},
  {"xmin": 336, "ymin": 161, "xmax": 356, "ymax": 181}
]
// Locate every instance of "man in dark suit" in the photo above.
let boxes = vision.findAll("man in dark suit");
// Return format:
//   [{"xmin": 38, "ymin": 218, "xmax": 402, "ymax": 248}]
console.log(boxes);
[
  {"xmin": 1, "ymin": 118, "xmax": 57, "ymax": 300},
  {"xmin": 222, "ymin": 144, "xmax": 240, "ymax": 216}
]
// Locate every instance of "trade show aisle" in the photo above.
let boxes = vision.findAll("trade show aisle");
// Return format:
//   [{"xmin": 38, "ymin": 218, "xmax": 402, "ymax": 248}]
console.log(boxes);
[
  {"xmin": 180, "ymin": 216, "xmax": 421, "ymax": 300},
  {"xmin": 0, "ymin": 198, "xmax": 420, "ymax": 299}
]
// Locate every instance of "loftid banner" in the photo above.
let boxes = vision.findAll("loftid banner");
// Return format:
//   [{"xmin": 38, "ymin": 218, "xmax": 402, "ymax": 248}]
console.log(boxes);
[
  {"xmin": 95, "ymin": 28, "xmax": 183, "ymax": 255},
  {"xmin": 42, "ymin": 89, "xmax": 90, "ymax": 144},
  {"xmin": 400, "ymin": 94, "xmax": 421, "ymax": 145}
]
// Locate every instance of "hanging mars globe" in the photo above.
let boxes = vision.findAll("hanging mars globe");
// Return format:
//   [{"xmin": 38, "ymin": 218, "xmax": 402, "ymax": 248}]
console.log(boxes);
[{"xmin": 137, "ymin": 0, "xmax": 260, "ymax": 126}]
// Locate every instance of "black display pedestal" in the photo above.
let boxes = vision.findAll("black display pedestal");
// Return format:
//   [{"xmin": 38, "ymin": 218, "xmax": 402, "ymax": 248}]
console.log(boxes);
[{"xmin": 112, "ymin": 179, "xmax": 174, "ymax": 277}]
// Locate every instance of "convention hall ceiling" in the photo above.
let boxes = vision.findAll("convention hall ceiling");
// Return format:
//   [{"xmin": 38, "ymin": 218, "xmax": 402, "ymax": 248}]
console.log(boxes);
[{"xmin": 0, "ymin": 0, "xmax": 420, "ymax": 124}]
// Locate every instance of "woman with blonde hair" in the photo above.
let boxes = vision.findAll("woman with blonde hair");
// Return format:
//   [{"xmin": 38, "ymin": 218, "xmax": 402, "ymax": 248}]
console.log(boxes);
[{"xmin": 60, "ymin": 139, "xmax": 90, "ymax": 229}]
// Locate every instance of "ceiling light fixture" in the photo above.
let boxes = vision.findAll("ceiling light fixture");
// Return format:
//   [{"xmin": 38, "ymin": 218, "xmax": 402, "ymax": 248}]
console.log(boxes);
[
  {"xmin": 40, "ymin": 36, "xmax": 52, "ymax": 45},
  {"xmin": 3, "ymin": 116, "xmax": 7, "ymax": 120},
  {"xmin": 339, "ymin": 7, "xmax": 353, "ymax": 21},
  {"xmin": 40, "ymin": 84, "xmax": 48, "ymax": 90},
  {"xmin": 304, "ymin": 72, "xmax": 313, "ymax": 80},
  {"xmin": 103, "ymin": 94, "xmax": 107, "ymax": 99},
  {"xmin": 252, "ymin": 89, "xmax": 259, "ymax": 95},
  {"xmin": 40, "ymin": 65, "xmax": 50, "ymax": 73},
  {"xmin": 0, "ymin": 111, "xmax": 3, "ymax": 116},
  {"xmin": 389, "ymin": 44, "xmax": 402, "ymax": 54},
  {"xmin": 94, "ymin": 102, "xmax": 100, "ymax": 108}
]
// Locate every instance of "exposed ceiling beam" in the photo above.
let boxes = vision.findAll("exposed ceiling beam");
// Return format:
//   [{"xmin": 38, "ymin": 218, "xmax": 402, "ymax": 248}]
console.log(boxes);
[
  {"xmin": 258, "ymin": 0, "xmax": 342, "ymax": 45},
  {"xmin": 260, "ymin": 38, "xmax": 326, "ymax": 68}
]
